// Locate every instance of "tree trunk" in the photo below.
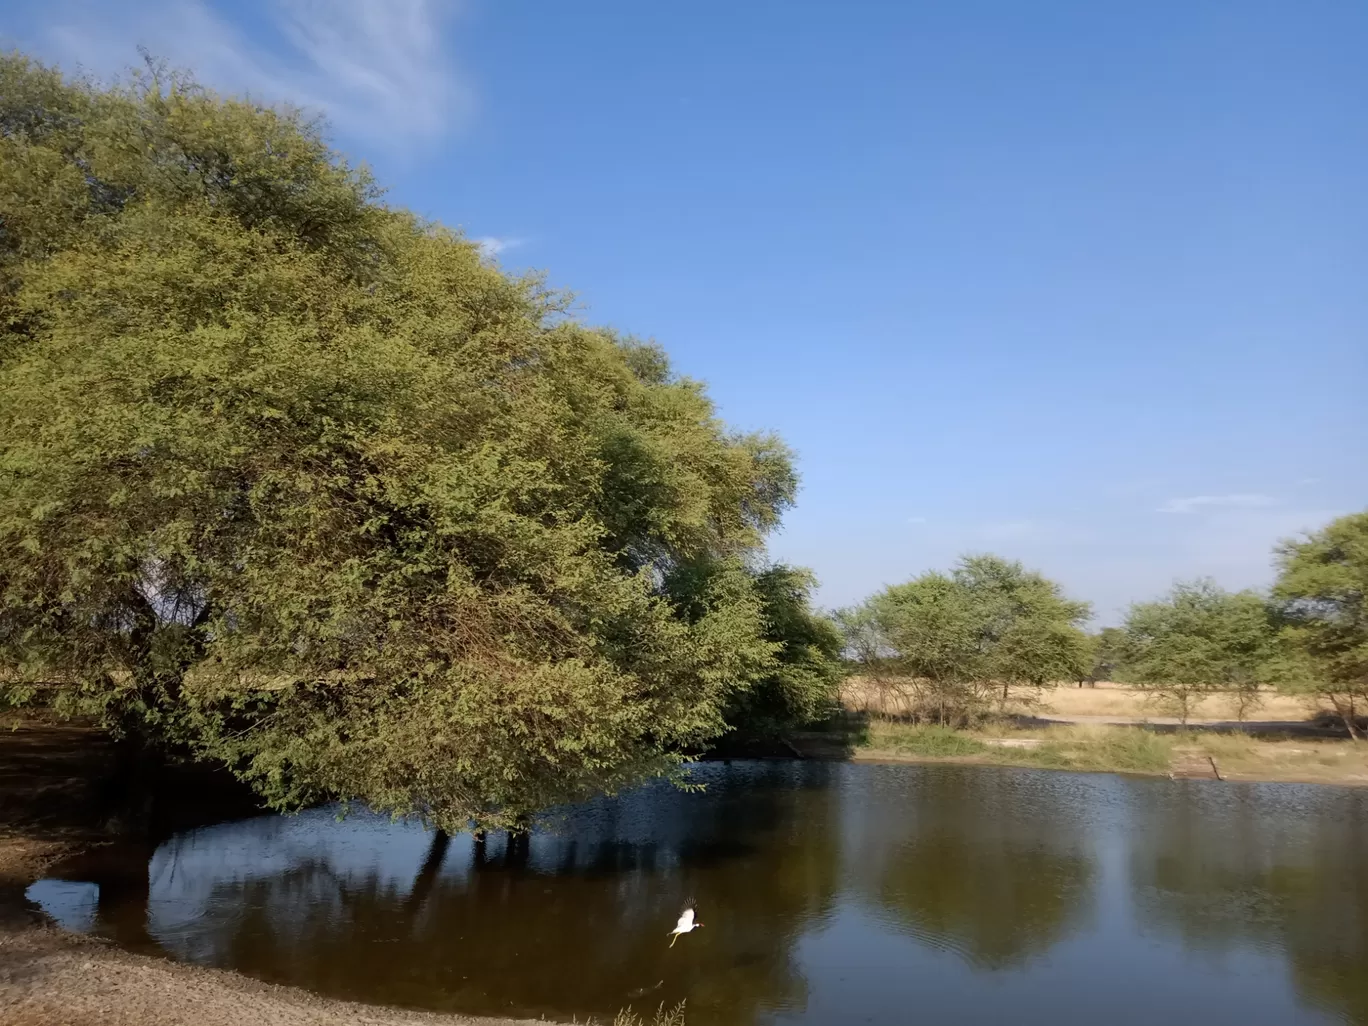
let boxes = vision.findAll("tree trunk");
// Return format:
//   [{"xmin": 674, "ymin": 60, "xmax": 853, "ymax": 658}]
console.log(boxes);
[
  {"xmin": 1330, "ymin": 694, "xmax": 1364, "ymax": 741},
  {"xmin": 101, "ymin": 733, "xmax": 164, "ymax": 837}
]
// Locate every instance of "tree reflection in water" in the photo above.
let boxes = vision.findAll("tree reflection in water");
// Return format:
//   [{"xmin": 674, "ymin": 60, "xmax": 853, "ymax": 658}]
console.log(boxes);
[
  {"xmin": 847, "ymin": 764, "xmax": 1096, "ymax": 969},
  {"xmin": 131, "ymin": 761, "xmax": 843, "ymax": 1026},
  {"xmin": 1128, "ymin": 781, "xmax": 1368, "ymax": 1026}
]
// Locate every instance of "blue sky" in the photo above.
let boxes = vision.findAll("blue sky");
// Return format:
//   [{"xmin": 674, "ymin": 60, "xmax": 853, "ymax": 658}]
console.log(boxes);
[{"xmin": 8, "ymin": 0, "xmax": 1366, "ymax": 622}]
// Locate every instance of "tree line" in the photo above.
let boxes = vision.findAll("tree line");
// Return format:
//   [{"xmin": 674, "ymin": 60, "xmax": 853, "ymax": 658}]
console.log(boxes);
[
  {"xmin": 837, "ymin": 512, "xmax": 1368, "ymax": 737},
  {"xmin": 0, "ymin": 54, "xmax": 1362, "ymax": 841}
]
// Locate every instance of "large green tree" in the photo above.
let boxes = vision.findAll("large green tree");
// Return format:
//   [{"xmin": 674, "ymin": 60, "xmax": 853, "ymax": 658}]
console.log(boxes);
[
  {"xmin": 852, "ymin": 555, "xmax": 1090, "ymax": 723},
  {"xmin": 0, "ymin": 55, "xmax": 803, "ymax": 829},
  {"xmin": 1119, "ymin": 580, "xmax": 1274, "ymax": 726},
  {"xmin": 1268, "ymin": 511, "xmax": 1368, "ymax": 740}
]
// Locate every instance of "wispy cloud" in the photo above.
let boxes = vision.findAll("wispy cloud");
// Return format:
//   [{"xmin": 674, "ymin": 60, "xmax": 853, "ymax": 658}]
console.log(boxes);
[
  {"xmin": 1157, "ymin": 494, "xmax": 1276, "ymax": 515},
  {"xmin": 906, "ymin": 516, "xmax": 927, "ymax": 525},
  {"xmin": 34, "ymin": 0, "xmax": 467, "ymax": 146},
  {"xmin": 473, "ymin": 236, "xmax": 524, "ymax": 260}
]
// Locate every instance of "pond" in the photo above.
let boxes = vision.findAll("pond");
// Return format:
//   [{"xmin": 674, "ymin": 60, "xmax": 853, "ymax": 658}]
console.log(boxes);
[{"xmin": 28, "ymin": 762, "xmax": 1368, "ymax": 1026}]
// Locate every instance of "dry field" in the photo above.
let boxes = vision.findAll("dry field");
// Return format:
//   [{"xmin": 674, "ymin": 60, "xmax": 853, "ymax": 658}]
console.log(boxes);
[{"xmin": 843, "ymin": 676, "xmax": 1323, "ymax": 724}]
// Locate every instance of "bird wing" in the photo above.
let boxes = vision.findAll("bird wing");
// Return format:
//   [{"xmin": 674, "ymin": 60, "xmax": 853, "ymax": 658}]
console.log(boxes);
[{"xmin": 675, "ymin": 907, "xmax": 695, "ymax": 931}]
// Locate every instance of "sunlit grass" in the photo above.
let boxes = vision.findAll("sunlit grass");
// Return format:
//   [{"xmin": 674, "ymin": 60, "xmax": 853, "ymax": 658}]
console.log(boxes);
[
  {"xmin": 864, "ymin": 721, "xmax": 989, "ymax": 757},
  {"xmin": 1013, "ymin": 726, "xmax": 1173, "ymax": 774}
]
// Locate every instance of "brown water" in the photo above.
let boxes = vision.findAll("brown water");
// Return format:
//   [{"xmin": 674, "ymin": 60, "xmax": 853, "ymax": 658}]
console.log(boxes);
[{"xmin": 28, "ymin": 762, "xmax": 1368, "ymax": 1026}]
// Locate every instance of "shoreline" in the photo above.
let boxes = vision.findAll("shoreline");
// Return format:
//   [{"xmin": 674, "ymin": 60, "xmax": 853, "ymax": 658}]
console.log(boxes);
[
  {"xmin": 0, "ymin": 830, "xmax": 540, "ymax": 1026},
  {"xmin": 846, "ymin": 748, "xmax": 1368, "ymax": 786}
]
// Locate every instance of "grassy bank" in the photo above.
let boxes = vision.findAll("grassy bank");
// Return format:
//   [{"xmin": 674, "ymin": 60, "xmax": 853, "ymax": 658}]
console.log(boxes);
[{"xmin": 855, "ymin": 720, "xmax": 1368, "ymax": 785}]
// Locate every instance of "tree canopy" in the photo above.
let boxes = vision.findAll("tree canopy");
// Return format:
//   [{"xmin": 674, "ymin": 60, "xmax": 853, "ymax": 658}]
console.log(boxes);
[
  {"xmin": 1268, "ymin": 511, "xmax": 1368, "ymax": 739},
  {"xmin": 0, "ymin": 54, "xmax": 813, "ymax": 829},
  {"xmin": 1117, "ymin": 580, "xmax": 1273, "ymax": 725},
  {"xmin": 842, "ymin": 555, "xmax": 1090, "ymax": 722}
]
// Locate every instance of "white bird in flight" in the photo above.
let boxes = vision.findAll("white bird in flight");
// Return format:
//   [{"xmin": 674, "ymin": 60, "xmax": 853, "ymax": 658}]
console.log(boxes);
[{"xmin": 668, "ymin": 902, "xmax": 703, "ymax": 947}]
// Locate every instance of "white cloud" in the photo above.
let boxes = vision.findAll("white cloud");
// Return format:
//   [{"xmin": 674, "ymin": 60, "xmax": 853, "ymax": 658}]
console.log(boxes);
[
  {"xmin": 1156, "ymin": 494, "xmax": 1276, "ymax": 515},
  {"xmin": 33, "ymin": 0, "xmax": 467, "ymax": 146},
  {"xmin": 473, "ymin": 236, "xmax": 524, "ymax": 259}
]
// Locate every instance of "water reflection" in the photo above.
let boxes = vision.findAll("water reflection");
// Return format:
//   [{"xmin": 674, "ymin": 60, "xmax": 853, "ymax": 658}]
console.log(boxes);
[
  {"xmin": 1129, "ymin": 782, "xmax": 1368, "ymax": 1025},
  {"xmin": 69, "ymin": 762, "xmax": 840, "ymax": 1025},
  {"xmin": 29, "ymin": 762, "xmax": 1368, "ymax": 1026},
  {"xmin": 849, "ymin": 766, "xmax": 1096, "ymax": 969}
]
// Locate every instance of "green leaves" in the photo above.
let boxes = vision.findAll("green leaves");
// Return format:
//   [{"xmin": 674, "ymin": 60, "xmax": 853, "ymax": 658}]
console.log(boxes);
[
  {"xmin": 0, "ymin": 53, "xmax": 804, "ymax": 829},
  {"xmin": 845, "ymin": 554, "xmax": 1091, "ymax": 722},
  {"xmin": 1119, "ymin": 580, "xmax": 1274, "ymax": 724},
  {"xmin": 1268, "ymin": 512, "xmax": 1368, "ymax": 738}
]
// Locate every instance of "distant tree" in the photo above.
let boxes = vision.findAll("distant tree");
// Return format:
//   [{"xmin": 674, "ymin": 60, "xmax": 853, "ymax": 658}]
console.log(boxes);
[
  {"xmin": 1119, "ymin": 581, "xmax": 1274, "ymax": 727},
  {"xmin": 833, "ymin": 604, "xmax": 897, "ymax": 715},
  {"xmin": 856, "ymin": 555, "xmax": 1089, "ymax": 723},
  {"xmin": 872, "ymin": 570, "xmax": 987, "ymax": 724},
  {"xmin": 1267, "ymin": 512, "xmax": 1368, "ymax": 740},
  {"xmin": 954, "ymin": 555, "xmax": 1091, "ymax": 714},
  {"xmin": 1078, "ymin": 626, "xmax": 1127, "ymax": 687},
  {"xmin": 0, "ymin": 54, "xmax": 806, "ymax": 831}
]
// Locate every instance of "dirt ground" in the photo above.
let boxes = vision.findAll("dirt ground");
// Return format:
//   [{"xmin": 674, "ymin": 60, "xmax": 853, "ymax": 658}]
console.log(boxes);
[
  {"xmin": 0, "ymin": 722, "xmax": 536, "ymax": 1026},
  {"xmin": 1, "ymin": 917, "xmax": 536, "ymax": 1026}
]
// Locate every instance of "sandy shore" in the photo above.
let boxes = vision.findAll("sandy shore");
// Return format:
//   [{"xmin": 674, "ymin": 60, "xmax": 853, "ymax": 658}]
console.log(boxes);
[{"xmin": 1, "ymin": 922, "xmax": 535, "ymax": 1026}]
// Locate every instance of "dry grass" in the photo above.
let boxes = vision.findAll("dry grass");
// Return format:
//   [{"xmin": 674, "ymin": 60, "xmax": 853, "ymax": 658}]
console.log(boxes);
[
  {"xmin": 843, "ymin": 676, "xmax": 1324, "ymax": 723},
  {"xmin": 609, "ymin": 1004, "xmax": 686, "ymax": 1026},
  {"xmin": 855, "ymin": 720, "xmax": 1368, "ymax": 786},
  {"xmin": 1036, "ymin": 683, "xmax": 1316, "ymax": 722},
  {"xmin": 1191, "ymin": 732, "xmax": 1368, "ymax": 785}
]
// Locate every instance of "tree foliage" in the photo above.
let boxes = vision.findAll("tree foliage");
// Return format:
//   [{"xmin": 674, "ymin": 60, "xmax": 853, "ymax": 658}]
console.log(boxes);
[
  {"xmin": 1118, "ymin": 580, "xmax": 1273, "ymax": 725},
  {"xmin": 0, "ymin": 54, "xmax": 809, "ymax": 829},
  {"xmin": 1268, "ymin": 511, "xmax": 1368, "ymax": 739},
  {"xmin": 843, "ymin": 555, "xmax": 1090, "ymax": 723},
  {"xmin": 1077, "ymin": 626, "xmax": 1126, "ymax": 686},
  {"xmin": 721, "ymin": 565, "xmax": 845, "ymax": 738}
]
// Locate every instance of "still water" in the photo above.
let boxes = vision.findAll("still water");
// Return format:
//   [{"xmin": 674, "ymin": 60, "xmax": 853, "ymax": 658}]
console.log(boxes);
[{"xmin": 29, "ymin": 762, "xmax": 1368, "ymax": 1026}]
